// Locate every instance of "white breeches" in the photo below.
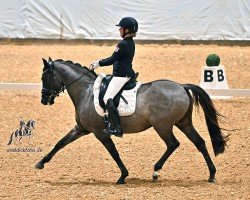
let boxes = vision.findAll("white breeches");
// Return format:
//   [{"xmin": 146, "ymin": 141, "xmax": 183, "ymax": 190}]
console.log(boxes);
[{"xmin": 103, "ymin": 76, "xmax": 130, "ymax": 105}]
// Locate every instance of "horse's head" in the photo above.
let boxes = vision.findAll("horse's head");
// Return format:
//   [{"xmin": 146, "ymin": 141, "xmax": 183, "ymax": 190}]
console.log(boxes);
[
  {"xmin": 26, "ymin": 120, "xmax": 36, "ymax": 130},
  {"xmin": 41, "ymin": 57, "xmax": 64, "ymax": 105}
]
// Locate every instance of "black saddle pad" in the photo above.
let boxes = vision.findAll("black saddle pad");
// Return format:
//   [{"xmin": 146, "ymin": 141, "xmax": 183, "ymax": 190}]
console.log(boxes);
[{"xmin": 99, "ymin": 73, "xmax": 139, "ymax": 110}]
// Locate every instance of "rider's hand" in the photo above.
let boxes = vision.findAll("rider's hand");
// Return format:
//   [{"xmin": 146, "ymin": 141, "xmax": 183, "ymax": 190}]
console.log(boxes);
[{"xmin": 90, "ymin": 61, "xmax": 100, "ymax": 70}]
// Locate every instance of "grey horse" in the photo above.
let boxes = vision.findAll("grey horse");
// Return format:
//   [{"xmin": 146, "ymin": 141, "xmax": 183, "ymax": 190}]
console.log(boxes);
[{"xmin": 35, "ymin": 58, "xmax": 228, "ymax": 184}]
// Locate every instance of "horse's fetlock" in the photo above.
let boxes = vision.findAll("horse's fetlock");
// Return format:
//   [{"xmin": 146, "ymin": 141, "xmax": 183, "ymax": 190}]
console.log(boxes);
[
  {"xmin": 210, "ymin": 165, "xmax": 216, "ymax": 174},
  {"xmin": 122, "ymin": 170, "xmax": 129, "ymax": 177},
  {"xmin": 154, "ymin": 164, "xmax": 162, "ymax": 171}
]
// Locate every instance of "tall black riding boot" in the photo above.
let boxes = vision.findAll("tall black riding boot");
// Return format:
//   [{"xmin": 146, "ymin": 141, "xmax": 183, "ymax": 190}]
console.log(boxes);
[{"xmin": 105, "ymin": 98, "xmax": 124, "ymax": 137}]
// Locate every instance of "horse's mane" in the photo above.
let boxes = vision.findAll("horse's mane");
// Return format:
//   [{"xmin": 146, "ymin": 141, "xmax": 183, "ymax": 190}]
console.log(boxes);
[{"xmin": 55, "ymin": 59, "xmax": 98, "ymax": 78}]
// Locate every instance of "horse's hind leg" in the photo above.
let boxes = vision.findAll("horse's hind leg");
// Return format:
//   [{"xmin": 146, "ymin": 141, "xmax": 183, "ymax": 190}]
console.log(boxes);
[
  {"xmin": 35, "ymin": 125, "xmax": 90, "ymax": 169},
  {"xmin": 152, "ymin": 126, "xmax": 180, "ymax": 181},
  {"xmin": 177, "ymin": 123, "xmax": 216, "ymax": 182}
]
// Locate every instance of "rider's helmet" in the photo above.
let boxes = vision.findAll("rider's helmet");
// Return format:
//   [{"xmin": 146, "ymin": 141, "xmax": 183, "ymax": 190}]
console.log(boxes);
[{"xmin": 116, "ymin": 17, "xmax": 138, "ymax": 37}]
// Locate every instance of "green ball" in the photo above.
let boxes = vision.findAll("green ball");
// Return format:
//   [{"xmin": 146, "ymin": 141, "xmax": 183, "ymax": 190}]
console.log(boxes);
[{"xmin": 206, "ymin": 54, "xmax": 220, "ymax": 66}]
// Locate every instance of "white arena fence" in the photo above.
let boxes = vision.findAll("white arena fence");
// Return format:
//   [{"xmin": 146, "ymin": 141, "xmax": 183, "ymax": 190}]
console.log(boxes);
[{"xmin": 0, "ymin": 83, "xmax": 249, "ymax": 98}]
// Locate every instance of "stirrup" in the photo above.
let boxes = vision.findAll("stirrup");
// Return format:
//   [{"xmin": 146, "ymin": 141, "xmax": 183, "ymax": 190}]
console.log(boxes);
[
  {"xmin": 109, "ymin": 126, "xmax": 124, "ymax": 137},
  {"xmin": 103, "ymin": 126, "xmax": 124, "ymax": 138}
]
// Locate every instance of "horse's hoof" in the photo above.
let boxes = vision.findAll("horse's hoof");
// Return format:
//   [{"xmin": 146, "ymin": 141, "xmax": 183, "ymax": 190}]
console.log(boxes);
[
  {"xmin": 35, "ymin": 162, "xmax": 44, "ymax": 169},
  {"xmin": 116, "ymin": 176, "xmax": 127, "ymax": 185},
  {"xmin": 208, "ymin": 177, "xmax": 216, "ymax": 183},
  {"xmin": 152, "ymin": 174, "xmax": 158, "ymax": 181},
  {"xmin": 152, "ymin": 171, "xmax": 159, "ymax": 181},
  {"xmin": 116, "ymin": 178, "xmax": 126, "ymax": 184}
]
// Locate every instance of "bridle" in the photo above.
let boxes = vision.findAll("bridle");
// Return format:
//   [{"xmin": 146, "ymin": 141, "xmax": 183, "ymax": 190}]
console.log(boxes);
[{"xmin": 41, "ymin": 66, "xmax": 93, "ymax": 98}]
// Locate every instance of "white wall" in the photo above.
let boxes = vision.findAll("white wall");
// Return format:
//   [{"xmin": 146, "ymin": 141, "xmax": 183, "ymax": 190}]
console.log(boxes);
[{"xmin": 0, "ymin": 0, "xmax": 249, "ymax": 40}]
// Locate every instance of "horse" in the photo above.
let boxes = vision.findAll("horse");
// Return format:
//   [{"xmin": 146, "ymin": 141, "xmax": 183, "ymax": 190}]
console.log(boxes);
[
  {"xmin": 35, "ymin": 57, "xmax": 228, "ymax": 184},
  {"xmin": 7, "ymin": 119, "xmax": 36, "ymax": 145}
]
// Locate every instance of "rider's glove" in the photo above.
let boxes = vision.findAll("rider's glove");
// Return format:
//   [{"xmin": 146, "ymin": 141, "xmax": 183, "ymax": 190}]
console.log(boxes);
[{"xmin": 90, "ymin": 61, "xmax": 100, "ymax": 70}]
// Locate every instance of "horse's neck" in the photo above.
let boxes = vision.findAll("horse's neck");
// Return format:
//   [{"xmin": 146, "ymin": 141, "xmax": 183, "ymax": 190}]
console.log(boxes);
[{"xmin": 56, "ymin": 62, "xmax": 95, "ymax": 108}]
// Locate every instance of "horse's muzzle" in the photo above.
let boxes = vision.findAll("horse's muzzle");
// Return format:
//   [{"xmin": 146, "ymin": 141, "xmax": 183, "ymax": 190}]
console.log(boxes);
[{"xmin": 41, "ymin": 94, "xmax": 55, "ymax": 105}]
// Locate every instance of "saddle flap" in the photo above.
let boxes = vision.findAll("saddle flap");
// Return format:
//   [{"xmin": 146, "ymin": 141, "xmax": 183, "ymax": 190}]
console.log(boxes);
[{"xmin": 99, "ymin": 75, "xmax": 114, "ymax": 109}]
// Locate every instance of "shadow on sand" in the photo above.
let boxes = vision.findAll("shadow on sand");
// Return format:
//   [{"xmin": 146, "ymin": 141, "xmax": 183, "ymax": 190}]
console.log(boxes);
[{"xmin": 45, "ymin": 177, "xmax": 217, "ymax": 188}]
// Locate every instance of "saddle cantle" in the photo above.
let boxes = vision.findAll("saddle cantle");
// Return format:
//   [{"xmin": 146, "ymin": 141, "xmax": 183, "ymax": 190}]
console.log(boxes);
[{"xmin": 93, "ymin": 73, "xmax": 142, "ymax": 117}]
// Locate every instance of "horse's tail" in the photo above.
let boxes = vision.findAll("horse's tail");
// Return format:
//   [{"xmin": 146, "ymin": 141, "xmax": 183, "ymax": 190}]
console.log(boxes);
[
  {"xmin": 183, "ymin": 84, "xmax": 229, "ymax": 156},
  {"xmin": 7, "ymin": 131, "xmax": 15, "ymax": 145}
]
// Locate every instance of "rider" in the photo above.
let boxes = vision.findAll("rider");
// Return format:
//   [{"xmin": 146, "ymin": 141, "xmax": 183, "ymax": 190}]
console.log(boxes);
[{"xmin": 90, "ymin": 17, "xmax": 138, "ymax": 137}]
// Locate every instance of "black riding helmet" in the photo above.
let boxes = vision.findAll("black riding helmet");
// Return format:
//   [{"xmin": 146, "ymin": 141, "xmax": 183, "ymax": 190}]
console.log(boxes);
[{"xmin": 116, "ymin": 17, "xmax": 138, "ymax": 37}]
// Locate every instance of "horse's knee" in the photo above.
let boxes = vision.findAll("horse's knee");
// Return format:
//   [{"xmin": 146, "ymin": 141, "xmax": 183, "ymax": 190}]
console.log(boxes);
[
  {"xmin": 154, "ymin": 163, "xmax": 162, "ymax": 171},
  {"xmin": 54, "ymin": 141, "xmax": 65, "ymax": 150},
  {"xmin": 54, "ymin": 136, "xmax": 71, "ymax": 150}
]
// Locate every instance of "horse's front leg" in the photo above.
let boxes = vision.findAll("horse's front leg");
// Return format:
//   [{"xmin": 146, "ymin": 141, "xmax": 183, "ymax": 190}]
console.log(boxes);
[
  {"xmin": 95, "ymin": 134, "xmax": 128, "ymax": 184},
  {"xmin": 35, "ymin": 125, "xmax": 90, "ymax": 169}
]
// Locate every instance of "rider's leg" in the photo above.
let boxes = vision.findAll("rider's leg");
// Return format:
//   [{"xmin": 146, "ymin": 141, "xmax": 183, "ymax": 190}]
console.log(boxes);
[
  {"xmin": 106, "ymin": 98, "xmax": 123, "ymax": 136},
  {"xmin": 103, "ymin": 77, "xmax": 130, "ymax": 137},
  {"xmin": 103, "ymin": 76, "xmax": 130, "ymax": 104}
]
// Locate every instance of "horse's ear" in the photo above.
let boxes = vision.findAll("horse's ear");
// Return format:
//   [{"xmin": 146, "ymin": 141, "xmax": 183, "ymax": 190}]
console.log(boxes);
[
  {"xmin": 48, "ymin": 57, "xmax": 54, "ymax": 70},
  {"xmin": 42, "ymin": 58, "xmax": 48, "ymax": 68}
]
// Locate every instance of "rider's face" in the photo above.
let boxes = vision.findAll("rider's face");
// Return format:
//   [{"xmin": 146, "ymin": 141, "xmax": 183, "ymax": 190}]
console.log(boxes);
[
  {"xmin": 119, "ymin": 28, "xmax": 128, "ymax": 37},
  {"xmin": 119, "ymin": 28, "xmax": 123, "ymax": 37}
]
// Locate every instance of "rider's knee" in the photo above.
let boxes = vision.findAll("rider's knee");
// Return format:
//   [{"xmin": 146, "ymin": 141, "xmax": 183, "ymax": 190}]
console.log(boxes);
[
  {"xmin": 106, "ymin": 98, "xmax": 114, "ymax": 107},
  {"xmin": 104, "ymin": 96, "xmax": 112, "ymax": 105}
]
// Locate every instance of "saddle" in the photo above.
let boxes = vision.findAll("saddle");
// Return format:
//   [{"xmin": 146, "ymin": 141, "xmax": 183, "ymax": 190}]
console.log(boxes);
[{"xmin": 99, "ymin": 73, "xmax": 139, "ymax": 110}]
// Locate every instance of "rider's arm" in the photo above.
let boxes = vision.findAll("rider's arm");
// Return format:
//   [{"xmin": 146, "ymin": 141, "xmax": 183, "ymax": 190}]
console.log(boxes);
[{"xmin": 99, "ymin": 42, "xmax": 125, "ymax": 66}]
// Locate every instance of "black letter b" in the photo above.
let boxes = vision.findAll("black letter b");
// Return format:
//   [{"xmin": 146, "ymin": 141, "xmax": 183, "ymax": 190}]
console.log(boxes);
[
  {"xmin": 204, "ymin": 70, "xmax": 213, "ymax": 82},
  {"xmin": 218, "ymin": 70, "xmax": 224, "ymax": 82}
]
